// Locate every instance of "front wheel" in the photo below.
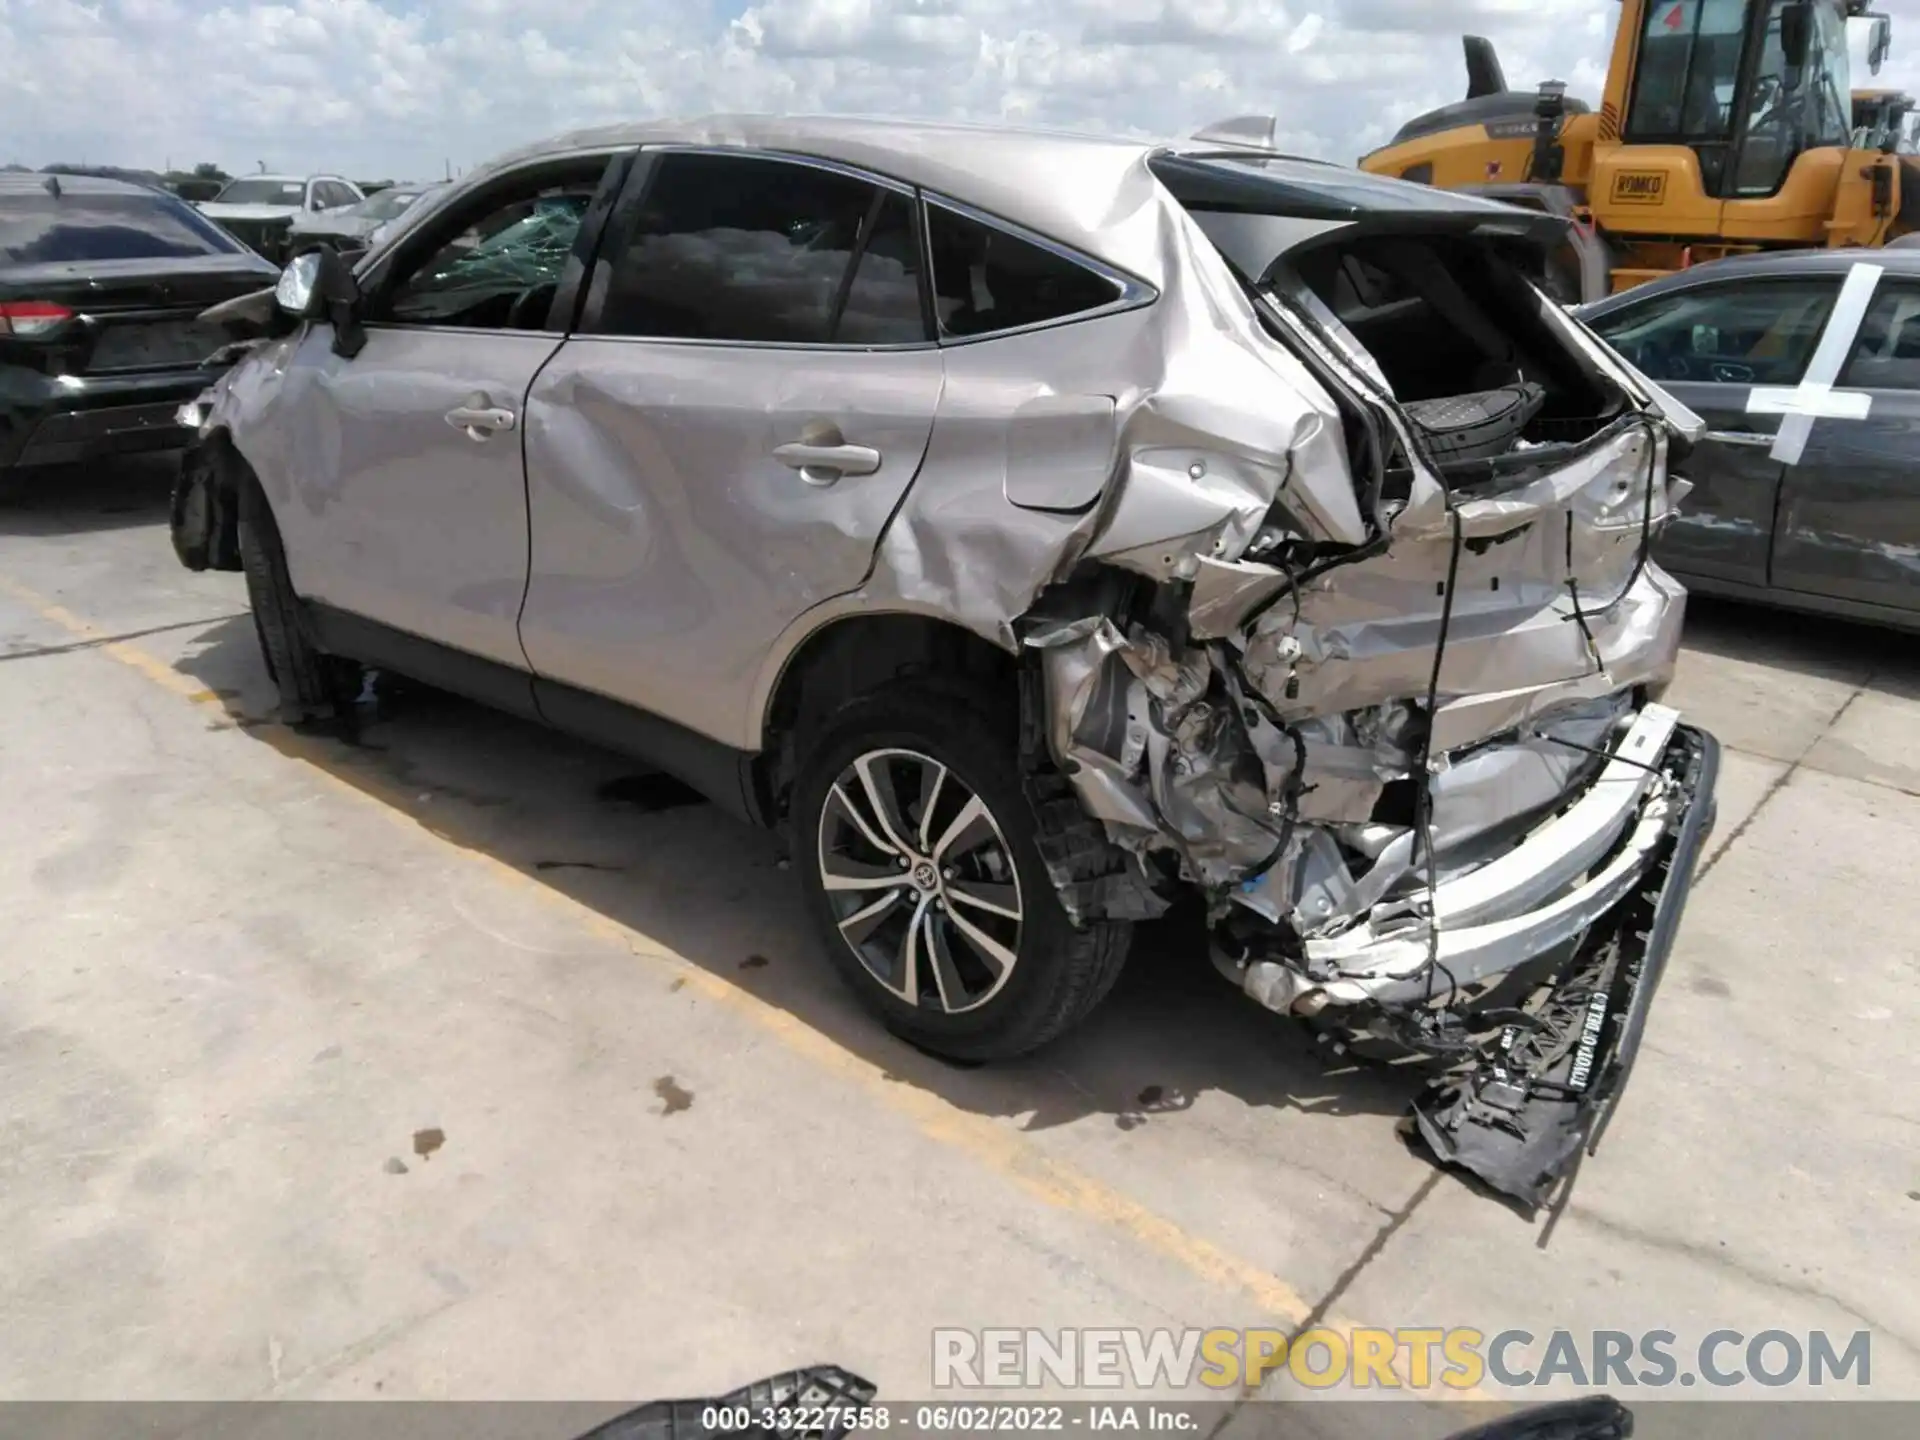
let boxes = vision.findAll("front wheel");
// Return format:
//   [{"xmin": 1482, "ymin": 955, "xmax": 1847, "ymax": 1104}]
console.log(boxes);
[
  {"xmin": 236, "ymin": 474, "xmax": 360, "ymax": 721},
  {"xmin": 791, "ymin": 686, "xmax": 1132, "ymax": 1062}
]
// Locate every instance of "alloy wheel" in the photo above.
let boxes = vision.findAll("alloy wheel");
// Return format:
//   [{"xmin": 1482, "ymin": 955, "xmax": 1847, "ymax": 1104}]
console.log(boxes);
[{"xmin": 815, "ymin": 747, "xmax": 1025, "ymax": 1015}]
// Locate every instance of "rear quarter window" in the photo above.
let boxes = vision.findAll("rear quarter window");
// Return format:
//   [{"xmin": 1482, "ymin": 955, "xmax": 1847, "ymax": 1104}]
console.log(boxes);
[
  {"xmin": 924, "ymin": 202, "xmax": 1127, "ymax": 339},
  {"xmin": 1, "ymin": 193, "xmax": 243, "ymax": 266}
]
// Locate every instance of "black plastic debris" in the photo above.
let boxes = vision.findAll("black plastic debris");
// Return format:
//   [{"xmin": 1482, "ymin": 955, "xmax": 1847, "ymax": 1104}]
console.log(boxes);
[{"xmin": 1409, "ymin": 725, "xmax": 1719, "ymax": 1210}]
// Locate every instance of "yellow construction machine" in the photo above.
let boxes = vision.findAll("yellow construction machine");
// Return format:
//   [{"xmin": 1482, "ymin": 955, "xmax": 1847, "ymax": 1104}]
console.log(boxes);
[{"xmin": 1359, "ymin": 1, "xmax": 1914, "ymax": 299}]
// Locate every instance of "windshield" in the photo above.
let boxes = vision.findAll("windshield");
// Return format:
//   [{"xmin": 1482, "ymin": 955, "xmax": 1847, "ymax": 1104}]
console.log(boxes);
[
  {"xmin": 359, "ymin": 188, "xmax": 427, "ymax": 221},
  {"xmin": 212, "ymin": 178, "xmax": 305, "ymax": 206},
  {"xmin": 1626, "ymin": 0, "xmax": 1853, "ymax": 196},
  {"xmin": 1732, "ymin": 0, "xmax": 1852, "ymax": 194}
]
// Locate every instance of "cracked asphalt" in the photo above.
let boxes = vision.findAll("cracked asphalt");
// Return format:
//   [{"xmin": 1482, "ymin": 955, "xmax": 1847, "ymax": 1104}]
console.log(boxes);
[{"xmin": 3, "ymin": 459, "xmax": 1916, "ymax": 1413}]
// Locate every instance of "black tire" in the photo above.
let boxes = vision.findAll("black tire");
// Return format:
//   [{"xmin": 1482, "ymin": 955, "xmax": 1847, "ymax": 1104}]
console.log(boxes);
[
  {"xmin": 236, "ymin": 474, "xmax": 359, "ymax": 721},
  {"xmin": 791, "ymin": 684, "xmax": 1132, "ymax": 1062}
]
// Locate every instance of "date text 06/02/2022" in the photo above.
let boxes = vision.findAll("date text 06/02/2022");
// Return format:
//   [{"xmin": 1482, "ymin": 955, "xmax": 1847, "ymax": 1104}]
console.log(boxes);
[{"xmin": 698, "ymin": 1404, "xmax": 1198, "ymax": 1432}]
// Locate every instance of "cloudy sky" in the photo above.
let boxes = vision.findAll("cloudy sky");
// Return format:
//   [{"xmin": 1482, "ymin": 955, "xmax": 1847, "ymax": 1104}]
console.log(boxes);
[{"xmin": 2, "ymin": 0, "xmax": 1914, "ymax": 181}]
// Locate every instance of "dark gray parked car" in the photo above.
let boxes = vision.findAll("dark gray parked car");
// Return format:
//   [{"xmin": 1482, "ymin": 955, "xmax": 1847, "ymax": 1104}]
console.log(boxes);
[{"xmin": 1580, "ymin": 250, "xmax": 1920, "ymax": 634}]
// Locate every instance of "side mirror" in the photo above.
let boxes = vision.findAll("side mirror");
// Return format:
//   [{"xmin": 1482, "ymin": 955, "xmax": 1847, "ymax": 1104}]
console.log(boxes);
[
  {"xmin": 274, "ymin": 251, "xmax": 325, "ymax": 317},
  {"xmin": 1780, "ymin": 2, "xmax": 1812, "ymax": 70},
  {"xmin": 274, "ymin": 248, "xmax": 367, "ymax": 358},
  {"xmin": 1868, "ymin": 15, "xmax": 1893, "ymax": 75}
]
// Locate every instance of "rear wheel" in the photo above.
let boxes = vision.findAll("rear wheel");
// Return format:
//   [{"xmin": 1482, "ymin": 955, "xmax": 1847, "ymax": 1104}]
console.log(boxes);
[
  {"xmin": 792, "ymin": 685, "xmax": 1132, "ymax": 1062},
  {"xmin": 236, "ymin": 475, "xmax": 359, "ymax": 721}
]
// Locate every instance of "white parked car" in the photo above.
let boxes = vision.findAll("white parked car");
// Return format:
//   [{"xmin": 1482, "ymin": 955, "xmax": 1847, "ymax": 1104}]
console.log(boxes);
[{"xmin": 197, "ymin": 174, "xmax": 364, "ymax": 262}]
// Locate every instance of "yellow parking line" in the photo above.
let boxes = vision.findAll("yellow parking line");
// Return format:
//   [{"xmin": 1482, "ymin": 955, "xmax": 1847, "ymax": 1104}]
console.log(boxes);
[
  {"xmin": 1, "ymin": 571, "xmax": 1488, "ymax": 1397},
  {"xmin": 0, "ymin": 576, "xmax": 224, "ymax": 703}
]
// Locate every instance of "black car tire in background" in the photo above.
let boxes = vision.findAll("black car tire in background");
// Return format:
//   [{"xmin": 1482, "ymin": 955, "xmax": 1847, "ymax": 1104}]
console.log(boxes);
[{"xmin": 236, "ymin": 472, "xmax": 361, "ymax": 721}]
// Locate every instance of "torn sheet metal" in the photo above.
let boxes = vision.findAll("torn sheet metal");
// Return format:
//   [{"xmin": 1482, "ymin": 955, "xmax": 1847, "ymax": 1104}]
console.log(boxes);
[
  {"xmin": 1010, "ymin": 313, "xmax": 1708, "ymax": 1208},
  {"xmin": 862, "ymin": 183, "xmax": 1363, "ymax": 652}
]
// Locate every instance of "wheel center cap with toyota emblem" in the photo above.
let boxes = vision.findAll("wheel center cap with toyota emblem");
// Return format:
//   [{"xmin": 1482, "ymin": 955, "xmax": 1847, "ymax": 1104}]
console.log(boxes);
[{"xmin": 910, "ymin": 860, "xmax": 940, "ymax": 893}]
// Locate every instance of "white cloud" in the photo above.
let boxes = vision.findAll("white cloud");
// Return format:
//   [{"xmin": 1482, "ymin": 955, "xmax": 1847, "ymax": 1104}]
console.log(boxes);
[{"xmin": 0, "ymin": 0, "xmax": 1913, "ymax": 182}]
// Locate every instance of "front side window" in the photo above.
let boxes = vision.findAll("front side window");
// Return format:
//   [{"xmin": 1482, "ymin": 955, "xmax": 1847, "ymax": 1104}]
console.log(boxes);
[
  {"xmin": 590, "ymin": 152, "xmax": 925, "ymax": 346},
  {"xmin": 924, "ymin": 203, "xmax": 1123, "ymax": 339},
  {"xmin": 378, "ymin": 163, "xmax": 606, "ymax": 330},
  {"xmin": 1839, "ymin": 282, "xmax": 1920, "ymax": 391},
  {"xmin": 1588, "ymin": 278, "xmax": 1838, "ymax": 385},
  {"xmin": 1, "ymin": 192, "xmax": 244, "ymax": 265}
]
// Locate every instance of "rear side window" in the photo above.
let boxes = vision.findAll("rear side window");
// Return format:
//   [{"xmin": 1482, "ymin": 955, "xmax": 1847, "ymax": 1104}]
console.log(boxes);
[
  {"xmin": 924, "ymin": 203, "xmax": 1123, "ymax": 338},
  {"xmin": 1839, "ymin": 282, "xmax": 1920, "ymax": 391},
  {"xmin": 0, "ymin": 193, "xmax": 242, "ymax": 265},
  {"xmin": 591, "ymin": 152, "xmax": 925, "ymax": 346},
  {"xmin": 1586, "ymin": 279, "xmax": 1838, "ymax": 386}
]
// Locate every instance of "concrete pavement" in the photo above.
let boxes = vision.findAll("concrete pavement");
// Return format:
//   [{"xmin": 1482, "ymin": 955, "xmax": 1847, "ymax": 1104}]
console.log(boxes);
[{"xmin": 2, "ymin": 461, "xmax": 1915, "ymax": 1413}]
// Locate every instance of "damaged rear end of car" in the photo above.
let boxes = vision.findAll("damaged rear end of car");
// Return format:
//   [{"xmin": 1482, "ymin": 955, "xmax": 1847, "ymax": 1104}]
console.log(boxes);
[{"xmin": 990, "ymin": 152, "xmax": 1720, "ymax": 1208}]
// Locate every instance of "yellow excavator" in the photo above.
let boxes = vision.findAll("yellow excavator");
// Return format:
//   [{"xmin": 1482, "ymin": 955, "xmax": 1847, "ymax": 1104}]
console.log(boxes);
[{"xmin": 1358, "ymin": 1, "xmax": 1915, "ymax": 300}]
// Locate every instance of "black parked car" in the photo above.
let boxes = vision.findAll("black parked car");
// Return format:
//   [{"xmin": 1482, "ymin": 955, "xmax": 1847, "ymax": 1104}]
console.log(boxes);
[
  {"xmin": 2, "ymin": 172, "xmax": 278, "ymax": 483},
  {"xmin": 1579, "ymin": 249, "xmax": 1920, "ymax": 634}
]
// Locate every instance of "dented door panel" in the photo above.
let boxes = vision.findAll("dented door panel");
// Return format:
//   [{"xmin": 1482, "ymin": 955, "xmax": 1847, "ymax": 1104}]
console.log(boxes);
[
  {"xmin": 518, "ymin": 341, "xmax": 943, "ymax": 748},
  {"xmin": 236, "ymin": 323, "xmax": 557, "ymax": 669}
]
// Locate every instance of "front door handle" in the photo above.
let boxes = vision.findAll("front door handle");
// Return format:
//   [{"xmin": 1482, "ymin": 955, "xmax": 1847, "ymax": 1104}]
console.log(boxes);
[
  {"xmin": 773, "ymin": 439, "xmax": 882, "ymax": 486},
  {"xmin": 446, "ymin": 393, "xmax": 517, "ymax": 442},
  {"xmin": 1703, "ymin": 430, "xmax": 1776, "ymax": 449}
]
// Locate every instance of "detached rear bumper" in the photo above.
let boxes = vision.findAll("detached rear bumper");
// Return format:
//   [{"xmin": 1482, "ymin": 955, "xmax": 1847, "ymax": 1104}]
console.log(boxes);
[{"xmin": 1410, "ymin": 721, "xmax": 1720, "ymax": 1207}]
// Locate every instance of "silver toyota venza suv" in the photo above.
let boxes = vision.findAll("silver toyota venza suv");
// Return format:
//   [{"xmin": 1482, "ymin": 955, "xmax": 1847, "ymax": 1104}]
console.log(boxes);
[{"xmin": 172, "ymin": 116, "xmax": 1720, "ymax": 1205}]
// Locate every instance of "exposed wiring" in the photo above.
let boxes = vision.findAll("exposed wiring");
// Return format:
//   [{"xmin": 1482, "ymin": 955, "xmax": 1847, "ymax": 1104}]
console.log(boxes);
[
  {"xmin": 1563, "ymin": 414, "xmax": 1663, "ymax": 621},
  {"xmin": 1528, "ymin": 729, "xmax": 1669, "ymax": 780},
  {"xmin": 1227, "ymin": 659, "xmax": 1309, "ymax": 885},
  {"xmin": 1415, "ymin": 504, "xmax": 1465, "ymax": 1009},
  {"xmin": 1564, "ymin": 512, "xmax": 1604, "ymax": 674}
]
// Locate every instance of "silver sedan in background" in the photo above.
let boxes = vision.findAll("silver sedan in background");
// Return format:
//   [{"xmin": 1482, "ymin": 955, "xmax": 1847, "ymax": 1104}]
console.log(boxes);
[{"xmin": 287, "ymin": 182, "xmax": 448, "ymax": 252}]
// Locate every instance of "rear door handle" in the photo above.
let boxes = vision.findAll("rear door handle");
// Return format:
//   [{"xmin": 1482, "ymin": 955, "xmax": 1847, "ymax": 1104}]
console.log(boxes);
[
  {"xmin": 773, "ymin": 441, "xmax": 882, "ymax": 486},
  {"xmin": 1703, "ymin": 430, "xmax": 1775, "ymax": 449},
  {"xmin": 446, "ymin": 394, "xmax": 517, "ymax": 442}
]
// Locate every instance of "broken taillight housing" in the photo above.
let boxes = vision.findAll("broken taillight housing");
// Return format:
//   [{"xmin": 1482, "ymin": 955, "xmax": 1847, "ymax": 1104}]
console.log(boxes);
[{"xmin": 0, "ymin": 300, "xmax": 76, "ymax": 338}]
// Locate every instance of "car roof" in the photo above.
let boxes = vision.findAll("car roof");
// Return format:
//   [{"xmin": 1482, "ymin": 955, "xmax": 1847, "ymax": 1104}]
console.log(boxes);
[
  {"xmin": 466, "ymin": 113, "xmax": 1540, "ymax": 279},
  {"xmin": 0, "ymin": 171, "xmax": 170, "ymax": 199},
  {"xmin": 475, "ymin": 115, "xmax": 1153, "ymax": 264},
  {"xmin": 1580, "ymin": 248, "xmax": 1920, "ymax": 316}
]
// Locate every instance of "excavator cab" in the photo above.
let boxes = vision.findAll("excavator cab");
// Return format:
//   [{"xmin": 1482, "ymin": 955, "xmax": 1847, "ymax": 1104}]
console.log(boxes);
[{"xmin": 1621, "ymin": 0, "xmax": 1852, "ymax": 198}]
